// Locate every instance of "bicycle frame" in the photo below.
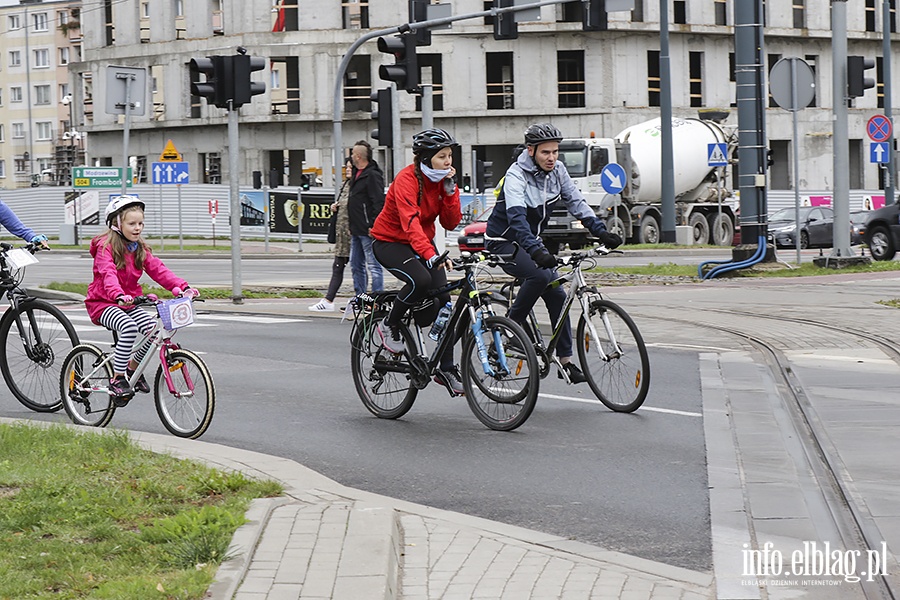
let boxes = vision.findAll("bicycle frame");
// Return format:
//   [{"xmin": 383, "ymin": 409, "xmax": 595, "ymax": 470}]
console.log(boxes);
[{"xmin": 1, "ymin": 259, "xmax": 49, "ymax": 361}]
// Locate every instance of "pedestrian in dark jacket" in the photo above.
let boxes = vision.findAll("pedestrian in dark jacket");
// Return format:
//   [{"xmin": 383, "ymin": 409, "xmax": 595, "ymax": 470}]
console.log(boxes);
[{"xmin": 348, "ymin": 140, "xmax": 385, "ymax": 294}]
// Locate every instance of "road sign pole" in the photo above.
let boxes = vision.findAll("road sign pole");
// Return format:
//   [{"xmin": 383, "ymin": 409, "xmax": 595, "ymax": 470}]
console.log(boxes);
[
  {"xmin": 159, "ymin": 184, "xmax": 164, "ymax": 250},
  {"xmin": 228, "ymin": 103, "xmax": 243, "ymax": 304},
  {"xmin": 177, "ymin": 184, "xmax": 183, "ymax": 250},
  {"xmin": 119, "ymin": 73, "xmax": 134, "ymax": 198}
]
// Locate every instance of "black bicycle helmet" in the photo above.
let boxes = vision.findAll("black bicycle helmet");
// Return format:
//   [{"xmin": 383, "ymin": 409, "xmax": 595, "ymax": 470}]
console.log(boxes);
[
  {"xmin": 524, "ymin": 123, "xmax": 564, "ymax": 146},
  {"xmin": 412, "ymin": 128, "xmax": 459, "ymax": 156}
]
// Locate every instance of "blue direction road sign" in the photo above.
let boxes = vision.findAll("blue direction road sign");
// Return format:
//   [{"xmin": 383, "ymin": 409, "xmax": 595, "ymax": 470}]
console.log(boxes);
[
  {"xmin": 600, "ymin": 163, "xmax": 626, "ymax": 194},
  {"xmin": 870, "ymin": 142, "xmax": 890, "ymax": 163},
  {"xmin": 151, "ymin": 161, "xmax": 189, "ymax": 185},
  {"xmin": 707, "ymin": 142, "xmax": 728, "ymax": 167}
]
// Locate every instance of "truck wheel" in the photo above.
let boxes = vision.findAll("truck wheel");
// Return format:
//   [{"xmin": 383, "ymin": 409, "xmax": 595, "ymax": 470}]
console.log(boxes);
[
  {"xmin": 708, "ymin": 213, "xmax": 734, "ymax": 246},
  {"xmin": 638, "ymin": 215, "xmax": 660, "ymax": 244},
  {"xmin": 867, "ymin": 226, "xmax": 896, "ymax": 261},
  {"xmin": 606, "ymin": 216, "xmax": 628, "ymax": 241},
  {"xmin": 689, "ymin": 214, "xmax": 710, "ymax": 245}
]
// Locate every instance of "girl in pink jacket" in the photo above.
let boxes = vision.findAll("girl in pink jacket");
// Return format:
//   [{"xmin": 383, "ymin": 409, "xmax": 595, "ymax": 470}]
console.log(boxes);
[{"xmin": 85, "ymin": 195, "xmax": 198, "ymax": 402}]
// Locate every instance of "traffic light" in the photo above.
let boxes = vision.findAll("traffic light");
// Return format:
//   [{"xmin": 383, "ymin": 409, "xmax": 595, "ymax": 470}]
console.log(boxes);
[
  {"xmin": 370, "ymin": 87, "xmax": 394, "ymax": 148},
  {"xmin": 493, "ymin": 0, "xmax": 518, "ymax": 40},
  {"xmin": 190, "ymin": 55, "xmax": 231, "ymax": 109},
  {"xmin": 232, "ymin": 54, "xmax": 266, "ymax": 108},
  {"xmin": 847, "ymin": 55, "xmax": 876, "ymax": 98},
  {"xmin": 409, "ymin": 0, "xmax": 431, "ymax": 46},
  {"xmin": 377, "ymin": 33, "xmax": 419, "ymax": 93},
  {"xmin": 766, "ymin": 148, "xmax": 775, "ymax": 169},
  {"xmin": 462, "ymin": 175, "xmax": 471, "ymax": 193},
  {"xmin": 475, "ymin": 159, "xmax": 493, "ymax": 192},
  {"xmin": 583, "ymin": 0, "xmax": 608, "ymax": 31}
]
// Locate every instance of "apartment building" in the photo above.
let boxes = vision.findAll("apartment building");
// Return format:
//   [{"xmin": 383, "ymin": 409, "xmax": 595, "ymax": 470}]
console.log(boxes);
[
  {"xmin": 48, "ymin": 1, "xmax": 900, "ymax": 191},
  {"xmin": 0, "ymin": 0, "xmax": 83, "ymax": 189}
]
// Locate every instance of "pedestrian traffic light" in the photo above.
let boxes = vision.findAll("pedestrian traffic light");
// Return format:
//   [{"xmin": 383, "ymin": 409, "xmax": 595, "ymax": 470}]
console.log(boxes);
[
  {"xmin": 190, "ymin": 55, "xmax": 231, "ymax": 109},
  {"xmin": 493, "ymin": 0, "xmax": 518, "ymax": 40},
  {"xmin": 409, "ymin": 0, "xmax": 431, "ymax": 46},
  {"xmin": 232, "ymin": 54, "xmax": 266, "ymax": 108},
  {"xmin": 766, "ymin": 148, "xmax": 775, "ymax": 169},
  {"xmin": 583, "ymin": 0, "xmax": 608, "ymax": 31},
  {"xmin": 475, "ymin": 159, "xmax": 493, "ymax": 192},
  {"xmin": 847, "ymin": 55, "xmax": 876, "ymax": 98},
  {"xmin": 462, "ymin": 175, "xmax": 472, "ymax": 193},
  {"xmin": 377, "ymin": 33, "xmax": 419, "ymax": 93},
  {"xmin": 370, "ymin": 87, "xmax": 394, "ymax": 148}
]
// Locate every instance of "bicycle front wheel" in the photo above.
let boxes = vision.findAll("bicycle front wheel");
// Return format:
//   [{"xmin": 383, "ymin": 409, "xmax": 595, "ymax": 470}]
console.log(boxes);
[
  {"xmin": 154, "ymin": 349, "xmax": 215, "ymax": 439},
  {"xmin": 0, "ymin": 300, "xmax": 79, "ymax": 412},
  {"xmin": 60, "ymin": 344, "xmax": 116, "ymax": 428},
  {"xmin": 351, "ymin": 311, "xmax": 418, "ymax": 419},
  {"xmin": 577, "ymin": 299, "xmax": 650, "ymax": 413},
  {"xmin": 461, "ymin": 315, "xmax": 539, "ymax": 431}
]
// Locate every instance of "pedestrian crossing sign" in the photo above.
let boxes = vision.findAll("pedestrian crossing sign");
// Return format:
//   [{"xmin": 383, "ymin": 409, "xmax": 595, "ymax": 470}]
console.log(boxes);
[{"xmin": 707, "ymin": 143, "xmax": 728, "ymax": 167}]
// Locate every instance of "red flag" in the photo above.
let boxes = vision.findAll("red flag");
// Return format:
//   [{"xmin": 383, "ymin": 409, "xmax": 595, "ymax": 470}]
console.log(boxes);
[{"xmin": 272, "ymin": 0, "xmax": 285, "ymax": 32}]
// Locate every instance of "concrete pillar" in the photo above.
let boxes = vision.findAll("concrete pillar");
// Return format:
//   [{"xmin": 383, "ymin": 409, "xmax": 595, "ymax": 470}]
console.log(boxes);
[
  {"xmin": 185, "ymin": 1, "xmax": 212, "ymax": 40},
  {"xmin": 116, "ymin": 1, "xmax": 141, "ymax": 46},
  {"xmin": 151, "ymin": 0, "xmax": 176, "ymax": 43}
]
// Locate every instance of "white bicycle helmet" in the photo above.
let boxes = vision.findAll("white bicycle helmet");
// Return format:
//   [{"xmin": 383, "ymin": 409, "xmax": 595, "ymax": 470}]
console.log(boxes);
[{"xmin": 105, "ymin": 195, "xmax": 145, "ymax": 227}]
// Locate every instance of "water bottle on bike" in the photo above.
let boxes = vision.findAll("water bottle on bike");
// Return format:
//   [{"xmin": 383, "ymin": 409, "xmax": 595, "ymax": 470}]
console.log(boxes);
[{"xmin": 428, "ymin": 302, "xmax": 453, "ymax": 341}]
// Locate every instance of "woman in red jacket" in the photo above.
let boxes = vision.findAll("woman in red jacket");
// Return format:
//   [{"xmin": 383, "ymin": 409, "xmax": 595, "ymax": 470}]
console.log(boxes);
[{"xmin": 370, "ymin": 128, "xmax": 463, "ymax": 395}]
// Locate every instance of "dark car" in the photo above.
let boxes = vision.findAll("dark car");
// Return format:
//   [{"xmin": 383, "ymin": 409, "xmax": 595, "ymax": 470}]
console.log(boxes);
[
  {"xmin": 864, "ymin": 202, "xmax": 900, "ymax": 260},
  {"xmin": 457, "ymin": 207, "xmax": 492, "ymax": 252},
  {"xmin": 456, "ymin": 204, "xmax": 596, "ymax": 254},
  {"xmin": 767, "ymin": 206, "xmax": 834, "ymax": 249},
  {"xmin": 850, "ymin": 210, "xmax": 869, "ymax": 246}
]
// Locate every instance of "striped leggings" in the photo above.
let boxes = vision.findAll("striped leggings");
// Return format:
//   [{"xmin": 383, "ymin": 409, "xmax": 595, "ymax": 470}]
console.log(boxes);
[{"xmin": 99, "ymin": 306, "xmax": 157, "ymax": 374}]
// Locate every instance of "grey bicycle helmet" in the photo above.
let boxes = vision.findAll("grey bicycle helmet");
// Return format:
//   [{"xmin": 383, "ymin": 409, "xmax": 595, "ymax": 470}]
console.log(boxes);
[
  {"xmin": 524, "ymin": 123, "xmax": 564, "ymax": 146},
  {"xmin": 412, "ymin": 128, "xmax": 459, "ymax": 156}
]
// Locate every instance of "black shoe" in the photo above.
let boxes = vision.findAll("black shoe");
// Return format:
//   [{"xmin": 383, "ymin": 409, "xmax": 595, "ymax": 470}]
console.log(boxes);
[
  {"xmin": 127, "ymin": 369, "xmax": 150, "ymax": 394},
  {"xmin": 559, "ymin": 362, "xmax": 587, "ymax": 384},
  {"xmin": 109, "ymin": 375, "xmax": 134, "ymax": 407},
  {"xmin": 434, "ymin": 367, "xmax": 465, "ymax": 396}
]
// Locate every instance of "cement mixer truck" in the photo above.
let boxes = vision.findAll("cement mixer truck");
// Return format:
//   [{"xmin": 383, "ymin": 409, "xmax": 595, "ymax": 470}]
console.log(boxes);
[{"xmin": 550, "ymin": 114, "xmax": 738, "ymax": 247}]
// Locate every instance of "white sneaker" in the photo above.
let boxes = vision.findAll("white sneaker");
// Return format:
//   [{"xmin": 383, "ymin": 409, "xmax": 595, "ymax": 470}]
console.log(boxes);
[{"xmin": 308, "ymin": 299, "xmax": 335, "ymax": 312}]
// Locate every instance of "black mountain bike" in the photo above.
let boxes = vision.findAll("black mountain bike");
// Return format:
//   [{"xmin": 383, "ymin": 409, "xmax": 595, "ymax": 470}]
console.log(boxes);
[
  {"xmin": 0, "ymin": 242, "xmax": 79, "ymax": 412},
  {"xmin": 349, "ymin": 250, "xmax": 540, "ymax": 431},
  {"xmin": 499, "ymin": 245, "xmax": 650, "ymax": 413}
]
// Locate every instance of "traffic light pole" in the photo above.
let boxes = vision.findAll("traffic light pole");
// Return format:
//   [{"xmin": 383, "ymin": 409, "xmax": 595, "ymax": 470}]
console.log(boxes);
[
  {"xmin": 228, "ymin": 102, "xmax": 243, "ymax": 304},
  {"xmin": 831, "ymin": 0, "xmax": 853, "ymax": 258},
  {"xmin": 330, "ymin": 0, "xmax": 568, "ymax": 199},
  {"xmin": 883, "ymin": 0, "xmax": 895, "ymax": 205}
]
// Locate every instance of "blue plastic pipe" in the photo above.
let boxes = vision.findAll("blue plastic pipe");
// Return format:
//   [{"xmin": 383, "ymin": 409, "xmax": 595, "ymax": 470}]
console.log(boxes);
[{"xmin": 699, "ymin": 235, "xmax": 767, "ymax": 280}]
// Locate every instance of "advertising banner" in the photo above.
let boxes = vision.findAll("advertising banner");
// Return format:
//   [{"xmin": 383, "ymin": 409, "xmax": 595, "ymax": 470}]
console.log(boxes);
[{"xmin": 269, "ymin": 190, "xmax": 333, "ymax": 235}]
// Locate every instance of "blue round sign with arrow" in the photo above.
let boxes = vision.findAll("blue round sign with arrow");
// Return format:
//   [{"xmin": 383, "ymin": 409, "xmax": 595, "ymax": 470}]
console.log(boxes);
[{"xmin": 600, "ymin": 163, "xmax": 627, "ymax": 194}]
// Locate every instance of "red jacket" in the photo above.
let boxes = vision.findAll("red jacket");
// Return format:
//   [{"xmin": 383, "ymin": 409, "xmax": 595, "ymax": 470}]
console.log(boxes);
[
  {"xmin": 370, "ymin": 164, "xmax": 461, "ymax": 261},
  {"xmin": 85, "ymin": 236, "xmax": 188, "ymax": 324}
]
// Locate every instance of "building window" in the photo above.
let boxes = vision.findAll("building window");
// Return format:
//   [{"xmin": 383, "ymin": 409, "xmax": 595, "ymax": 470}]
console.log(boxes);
[
  {"xmin": 558, "ymin": 50, "xmax": 585, "ymax": 109},
  {"xmin": 804, "ymin": 54, "xmax": 818, "ymax": 107},
  {"xmin": 558, "ymin": 1, "xmax": 582, "ymax": 22},
  {"xmin": 34, "ymin": 49, "xmax": 50, "ymax": 68},
  {"xmin": 8, "ymin": 15, "xmax": 20, "ymax": 30},
  {"xmin": 343, "ymin": 55, "xmax": 371, "ymax": 112},
  {"xmin": 768, "ymin": 53, "xmax": 781, "ymax": 108},
  {"xmin": 793, "ymin": 0, "xmax": 805, "ymax": 28},
  {"xmin": 11, "ymin": 87, "xmax": 23, "ymax": 103},
  {"xmin": 59, "ymin": 83, "xmax": 69, "ymax": 99},
  {"xmin": 0, "ymin": 89, "xmax": 2, "ymax": 106},
  {"xmin": 342, "ymin": 0, "xmax": 369, "ymax": 29},
  {"xmin": 35, "ymin": 85, "xmax": 51, "ymax": 105},
  {"xmin": 104, "ymin": 0, "xmax": 114, "ymax": 46},
  {"xmin": 416, "ymin": 54, "xmax": 444, "ymax": 112},
  {"xmin": 271, "ymin": 69, "xmax": 281, "ymax": 89},
  {"xmin": 632, "ymin": 0, "xmax": 643, "ymax": 22},
  {"xmin": 729, "ymin": 52, "xmax": 736, "ymax": 82},
  {"xmin": 8, "ymin": 51, "xmax": 21, "ymax": 68},
  {"xmin": 269, "ymin": 56, "xmax": 300, "ymax": 114},
  {"xmin": 0, "ymin": 160, "xmax": 5, "ymax": 178},
  {"xmin": 648, "ymin": 50, "xmax": 660, "ymax": 107},
  {"xmin": 866, "ymin": 0, "xmax": 877, "ymax": 32},
  {"xmin": 36, "ymin": 122, "xmax": 52, "ymax": 141},
  {"xmin": 486, "ymin": 52, "xmax": 514, "ymax": 110},
  {"xmin": 15, "ymin": 159, "xmax": 27, "ymax": 173},
  {"xmin": 272, "ymin": 0, "xmax": 299, "ymax": 31},
  {"xmin": 32, "ymin": 12, "xmax": 48, "ymax": 31},
  {"xmin": 0, "ymin": 125, "xmax": 4, "ymax": 142},
  {"xmin": 673, "ymin": 1, "xmax": 686, "ymax": 24},
  {"xmin": 714, "ymin": 0, "xmax": 727, "ymax": 26},
  {"xmin": 12, "ymin": 123, "xmax": 25, "ymax": 139},
  {"xmin": 689, "ymin": 51, "xmax": 703, "ymax": 108},
  {"xmin": 59, "ymin": 47, "xmax": 70, "ymax": 65},
  {"xmin": 58, "ymin": 10, "xmax": 69, "ymax": 25},
  {"xmin": 175, "ymin": 0, "xmax": 184, "ymax": 17},
  {"xmin": 141, "ymin": 2, "xmax": 150, "ymax": 17},
  {"xmin": 878, "ymin": 56, "xmax": 885, "ymax": 108}
]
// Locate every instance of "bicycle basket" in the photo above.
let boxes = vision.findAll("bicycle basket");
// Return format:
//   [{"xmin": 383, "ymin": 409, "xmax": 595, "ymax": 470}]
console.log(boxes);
[{"xmin": 157, "ymin": 297, "xmax": 194, "ymax": 330}]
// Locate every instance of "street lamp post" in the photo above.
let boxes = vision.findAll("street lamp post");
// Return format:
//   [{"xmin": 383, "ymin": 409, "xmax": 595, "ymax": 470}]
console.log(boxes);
[{"xmin": 61, "ymin": 94, "xmax": 79, "ymax": 244}]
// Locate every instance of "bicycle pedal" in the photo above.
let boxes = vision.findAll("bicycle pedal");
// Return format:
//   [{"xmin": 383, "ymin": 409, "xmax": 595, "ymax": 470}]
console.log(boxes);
[{"xmin": 112, "ymin": 394, "xmax": 134, "ymax": 408}]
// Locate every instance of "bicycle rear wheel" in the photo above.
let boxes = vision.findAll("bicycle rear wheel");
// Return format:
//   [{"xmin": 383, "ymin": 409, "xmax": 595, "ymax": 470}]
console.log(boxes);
[
  {"xmin": 577, "ymin": 299, "xmax": 650, "ymax": 413},
  {"xmin": 154, "ymin": 349, "xmax": 216, "ymax": 439},
  {"xmin": 351, "ymin": 311, "xmax": 418, "ymax": 419},
  {"xmin": 0, "ymin": 300, "xmax": 79, "ymax": 412},
  {"xmin": 461, "ymin": 315, "xmax": 539, "ymax": 431},
  {"xmin": 60, "ymin": 344, "xmax": 116, "ymax": 428}
]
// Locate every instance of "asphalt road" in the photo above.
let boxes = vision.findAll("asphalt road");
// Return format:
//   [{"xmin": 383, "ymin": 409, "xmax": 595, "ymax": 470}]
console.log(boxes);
[{"xmin": 0, "ymin": 303, "xmax": 711, "ymax": 571}]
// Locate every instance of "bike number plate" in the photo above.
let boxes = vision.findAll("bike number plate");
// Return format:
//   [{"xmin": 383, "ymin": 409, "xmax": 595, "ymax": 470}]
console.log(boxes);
[{"xmin": 5, "ymin": 248, "xmax": 38, "ymax": 270}]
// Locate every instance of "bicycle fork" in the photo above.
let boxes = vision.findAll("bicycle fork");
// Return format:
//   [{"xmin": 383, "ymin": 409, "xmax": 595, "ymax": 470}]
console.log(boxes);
[
  {"xmin": 581, "ymin": 297, "xmax": 617, "ymax": 362},
  {"xmin": 469, "ymin": 305, "xmax": 509, "ymax": 376},
  {"xmin": 159, "ymin": 343, "xmax": 194, "ymax": 397}
]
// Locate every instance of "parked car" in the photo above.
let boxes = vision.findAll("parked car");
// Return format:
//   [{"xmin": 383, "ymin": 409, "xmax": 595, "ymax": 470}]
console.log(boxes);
[
  {"xmin": 456, "ymin": 204, "xmax": 596, "ymax": 254},
  {"xmin": 850, "ymin": 210, "xmax": 869, "ymax": 246},
  {"xmin": 864, "ymin": 202, "xmax": 900, "ymax": 260},
  {"xmin": 767, "ymin": 206, "xmax": 834, "ymax": 249},
  {"xmin": 457, "ymin": 207, "xmax": 492, "ymax": 252}
]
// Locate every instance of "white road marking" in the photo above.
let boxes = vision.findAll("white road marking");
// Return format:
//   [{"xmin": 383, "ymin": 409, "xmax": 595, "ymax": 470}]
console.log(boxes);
[{"xmin": 538, "ymin": 392, "xmax": 702, "ymax": 417}]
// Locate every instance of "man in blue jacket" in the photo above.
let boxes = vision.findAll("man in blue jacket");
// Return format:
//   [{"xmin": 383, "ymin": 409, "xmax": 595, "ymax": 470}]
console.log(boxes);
[
  {"xmin": 1, "ymin": 200, "xmax": 48, "ymax": 248},
  {"xmin": 486, "ymin": 123, "xmax": 622, "ymax": 383}
]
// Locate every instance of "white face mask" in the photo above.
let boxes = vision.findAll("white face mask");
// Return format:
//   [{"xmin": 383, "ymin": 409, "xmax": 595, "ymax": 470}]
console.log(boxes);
[{"xmin": 420, "ymin": 163, "xmax": 451, "ymax": 182}]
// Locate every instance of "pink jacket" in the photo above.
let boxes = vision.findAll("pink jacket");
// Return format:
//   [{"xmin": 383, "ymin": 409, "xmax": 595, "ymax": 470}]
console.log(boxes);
[{"xmin": 85, "ymin": 236, "xmax": 188, "ymax": 324}]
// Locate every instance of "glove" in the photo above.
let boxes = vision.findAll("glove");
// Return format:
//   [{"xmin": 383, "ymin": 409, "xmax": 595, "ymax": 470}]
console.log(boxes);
[
  {"xmin": 598, "ymin": 231, "xmax": 623, "ymax": 249},
  {"xmin": 425, "ymin": 254, "xmax": 445, "ymax": 270},
  {"xmin": 530, "ymin": 247, "xmax": 557, "ymax": 269},
  {"xmin": 145, "ymin": 293, "xmax": 159, "ymax": 302},
  {"xmin": 443, "ymin": 176, "xmax": 456, "ymax": 196},
  {"xmin": 117, "ymin": 294, "xmax": 134, "ymax": 306},
  {"xmin": 181, "ymin": 287, "xmax": 200, "ymax": 299},
  {"xmin": 30, "ymin": 234, "xmax": 48, "ymax": 244}
]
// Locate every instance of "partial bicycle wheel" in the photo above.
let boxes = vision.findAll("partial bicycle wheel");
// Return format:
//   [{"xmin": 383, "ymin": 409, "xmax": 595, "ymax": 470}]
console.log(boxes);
[
  {"xmin": 154, "ymin": 349, "xmax": 216, "ymax": 439},
  {"xmin": 461, "ymin": 315, "xmax": 539, "ymax": 431},
  {"xmin": 60, "ymin": 344, "xmax": 116, "ymax": 428},
  {"xmin": 351, "ymin": 311, "xmax": 418, "ymax": 419},
  {"xmin": 0, "ymin": 299, "xmax": 79, "ymax": 412},
  {"xmin": 577, "ymin": 299, "xmax": 650, "ymax": 413}
]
